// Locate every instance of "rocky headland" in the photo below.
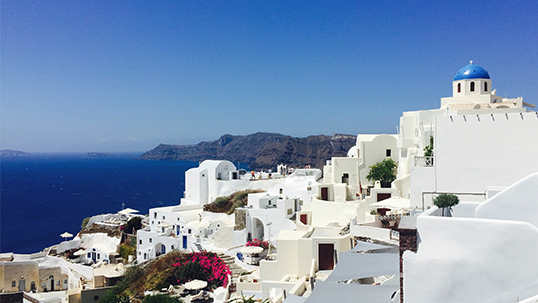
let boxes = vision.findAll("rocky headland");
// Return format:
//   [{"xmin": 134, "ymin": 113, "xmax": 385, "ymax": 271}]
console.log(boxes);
[{"xmin": 138, "ymin": 132, "xmax": 356, "ymax": 170}]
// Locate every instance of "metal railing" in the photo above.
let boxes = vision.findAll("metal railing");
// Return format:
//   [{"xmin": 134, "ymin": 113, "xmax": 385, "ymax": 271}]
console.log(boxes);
[{"xmin": 414, "ymin": 156, "xmax": 434, "ymax": 167}]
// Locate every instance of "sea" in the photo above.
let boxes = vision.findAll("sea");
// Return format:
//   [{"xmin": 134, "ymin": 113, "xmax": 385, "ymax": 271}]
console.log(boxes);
[{"xmin": 0, "ymin": 153, "xmax": 199, "ymax": 254}]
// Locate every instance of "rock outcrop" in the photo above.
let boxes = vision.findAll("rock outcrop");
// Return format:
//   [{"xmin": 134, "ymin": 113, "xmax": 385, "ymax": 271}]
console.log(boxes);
[{"xmin": 138, "ymin": 132, "xmax": 356, "ymax": 169}]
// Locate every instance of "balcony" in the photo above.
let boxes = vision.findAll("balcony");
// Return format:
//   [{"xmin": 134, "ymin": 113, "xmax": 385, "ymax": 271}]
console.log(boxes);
[{"xmin": 414, "ymin": 156, "xmax": 433, "ymax": 167}]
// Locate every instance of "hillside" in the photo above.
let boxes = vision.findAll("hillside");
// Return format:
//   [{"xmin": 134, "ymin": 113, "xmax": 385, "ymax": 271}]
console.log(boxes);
[
  {"xmin": 0, "ymin": 149, "xmax": 30, "ymax": 156},
  {"xmin": 138, "ymin": 132, "xmax": 356, "ymax": 170}
]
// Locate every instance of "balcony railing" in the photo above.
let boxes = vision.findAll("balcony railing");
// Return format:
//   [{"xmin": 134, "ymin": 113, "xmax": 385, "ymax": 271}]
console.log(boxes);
[{"xmin": 414, "ymin": 156, "xmax": 434, "ymax": 167}]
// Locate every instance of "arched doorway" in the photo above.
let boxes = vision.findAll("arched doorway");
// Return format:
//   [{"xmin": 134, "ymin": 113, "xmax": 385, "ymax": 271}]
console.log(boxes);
[
  {"xmin": 253, "ymin": 218, "xmax": 264, "ymax": 240},
  {"xmin": 155, "ymin": 243, "xmax": 165, "ymax": 257}
]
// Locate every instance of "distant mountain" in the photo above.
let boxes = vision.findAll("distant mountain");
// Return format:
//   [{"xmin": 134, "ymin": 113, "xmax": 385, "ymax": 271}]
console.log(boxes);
[
  {"xmin": 86, "ymin": 152, "xmax": 115, "ymax": 158},
  {"xmin": 0, "ymin": 149, "xmax": 30, "ymax": 157},
  {"xmin": 138, "ymin": 132, "xmax": 356, "ymax": 170}
]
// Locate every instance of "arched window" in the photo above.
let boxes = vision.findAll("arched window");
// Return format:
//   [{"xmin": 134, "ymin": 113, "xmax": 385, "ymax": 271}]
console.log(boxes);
[
  {"xmin": 457, "ymin": 83, "xmax": 461, "ymax": 93},
  {"xmin": 484, "ymin": 82, "xmax": 488, "ymax": 92},
  {"xmin": 470, "ymin": 81, "xmax": 475, "ymax": 92}
]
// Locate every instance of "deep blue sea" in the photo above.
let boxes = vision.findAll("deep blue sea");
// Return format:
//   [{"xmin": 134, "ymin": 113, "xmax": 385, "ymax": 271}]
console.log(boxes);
[{"xmin": 0, "ymin": 153, "xmax": 198, "ymax": 254}]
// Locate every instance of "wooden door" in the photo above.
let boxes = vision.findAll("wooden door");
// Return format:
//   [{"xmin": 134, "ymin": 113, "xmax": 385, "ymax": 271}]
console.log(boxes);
[
  {"xmin": 318, "ymin": 243, "xmax": 334, "ymax": 270},
  {"xmin": 321, "ymin": 187, "xmax": 328, "ymax": 201},
  {"xmin": 300, "ymin": 214, "xmax": 308, "ymax": 225}
]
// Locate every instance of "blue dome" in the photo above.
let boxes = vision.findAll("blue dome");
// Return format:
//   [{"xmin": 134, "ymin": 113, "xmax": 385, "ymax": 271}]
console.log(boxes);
[{"xmin": 453, "ymin": 62, "xmax": 490, "ymax": 81}]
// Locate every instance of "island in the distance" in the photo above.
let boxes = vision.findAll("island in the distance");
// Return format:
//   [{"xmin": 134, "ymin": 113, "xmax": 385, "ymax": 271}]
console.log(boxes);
[
  {"xmin": 138, "ymin": 132, "xmax": 356, "ymax": 170},
  {"xmin": 0, "ymin": 149, "xmax": 30, "ymax": 157},
  {"xmin": 86, "ymin": 152, "xmax": 115, "ymax": 158}
]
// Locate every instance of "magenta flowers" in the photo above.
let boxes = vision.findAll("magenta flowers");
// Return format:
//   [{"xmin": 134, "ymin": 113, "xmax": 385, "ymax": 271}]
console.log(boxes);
[
  {"xmin": 172, "ymin": 252, "xmax": 232, "ymax": 288},
  {"xmin": 246, "ymin": 239, "xmax": 269, "ymax": 250}
]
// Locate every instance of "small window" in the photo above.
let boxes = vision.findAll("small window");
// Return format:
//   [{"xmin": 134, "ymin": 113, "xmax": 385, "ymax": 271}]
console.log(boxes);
[
  {"xmin": 144, "ymin": 253, "xmax": 147, "ymax": 259},
  {"xmin": 138, "ymin": 251, "xmax": 141, "ymax": 255},
  {"xmin": 279, "ymin": 188, "xmax": 283, "ymax": 194},
  {"xmin": 287, "ymin": 209, "xmax": 293, "ymax": 215},
  {"xmin": 171, "ymin": 245, "xmax": 175, "ymax": 250},
  {"xmin": 93, "ymin": 296, "xmax": 100, "ymax": 301},
  {"xmin": 139, "ymin": 239, "xmax": 142, "ymax": 245},
  {"xmin": 457, "ymin": 83, "xmax": 461, "ymax": 93},
  {"xmin": 162, "ymin": 216, "xmax": 165, "ymax": 220},
  {"xmin": 154, "ymin": 212, "xmax": 157, "ymax": 219},
  {"xmin": 386, "ymin": 149, "xmax": 391, "ymax": 157},
  {"xmin": 31, "ymin": 281, "xmax": 36, "ymax": 291},
  {"xmin": 12, "ymin": 281, "xmax": 16, "ymax": 287},
  {"xmin": 97, "ymin": 254, "xmax": 100, "ymax": 259},
  {"xmin": 307, "ymin": 187, "xmax": 312, "ymax": 191},
  {"xmin": 188, "ymin": 229, "xmax": 192, "ymax": 234},
  {"xmin": 484, "ymin": 82, "xmax": 488, "ymax": 92},
  {"xmin": 470, "ymin": 81, "xmax": 475, "ymax": 92},
  {"xmin": 149, "ymin": 238, "xmax": 152, "ymax": 243}
]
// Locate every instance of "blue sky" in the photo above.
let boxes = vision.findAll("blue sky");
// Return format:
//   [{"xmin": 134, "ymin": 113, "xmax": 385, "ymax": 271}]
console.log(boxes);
[{"xmin": 2, "ymin": 0, "xmax": 537, "ymax": 153}]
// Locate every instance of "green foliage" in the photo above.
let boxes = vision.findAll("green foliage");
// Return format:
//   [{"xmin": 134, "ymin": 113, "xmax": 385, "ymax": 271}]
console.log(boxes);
[
  {"xmin": 214, "ymin": 196, "xmax": 229, "ymax": 209},
  {"xmin": 366, "ymin": 159, "xmax": 397, "ymax": 186},
  {"xmin": 424, "ymin": 136, "xmax": 434, "ymax": 157},
  {"xmin": 433, "ymin": 194, "xmax": 460, "ymax": 216},
  {"xmin": 143, "ymin": 294, "xmax": 183, "ymax": 303},
  {"xmin": 118, "ymin": 244, "xmax": 136, "ymax": 260},
  {"xmin": 124, "ymin": 216, "xmax": 143, "ymax": 234},
  {"xmin": 433, "ymin": 194, "xmax": 459, "ymax": 209},
  {"xmin": 81, "ymin": 217, "xmax": 90, "ymax": 229},
  {"xmin": 233, "ymin": 191, "xmax": 249, "ymax": 204}
]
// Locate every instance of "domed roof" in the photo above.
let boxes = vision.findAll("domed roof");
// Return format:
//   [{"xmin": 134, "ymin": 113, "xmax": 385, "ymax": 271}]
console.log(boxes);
[{"xmin": 453, "ymin": 61, "xmax": 490, "ymax": 81}]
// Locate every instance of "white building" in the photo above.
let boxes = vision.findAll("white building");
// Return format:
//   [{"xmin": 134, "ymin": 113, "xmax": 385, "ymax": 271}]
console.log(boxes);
[
  {"xmin": 403, "ymin": 173, "xmax": 538, "ymax": 302},
  {"xmin": 400, "ymin": 62, "xmax": 536, "ymax": 208}
]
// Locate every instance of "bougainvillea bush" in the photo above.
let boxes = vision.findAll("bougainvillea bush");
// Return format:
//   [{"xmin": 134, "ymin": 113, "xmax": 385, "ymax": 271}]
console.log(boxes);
[
  {"xmin": 172, "ymin": 252, "xmax": 231, "ymax": 288},
  {"xmin": 246, "ymin": 239, "xmax": 269, "ymax": 250}
]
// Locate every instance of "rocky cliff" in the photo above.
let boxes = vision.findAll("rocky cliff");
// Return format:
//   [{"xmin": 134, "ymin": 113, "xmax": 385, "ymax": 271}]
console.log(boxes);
[{"xmin": 138, "ymin": 132, "xmax": 356, "ymax": 170}]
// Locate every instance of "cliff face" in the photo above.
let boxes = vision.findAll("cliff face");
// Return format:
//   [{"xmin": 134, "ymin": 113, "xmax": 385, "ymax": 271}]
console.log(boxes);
[{"xmin": 138, "ymin": 132, "xmax": 356, "ymax": 170}]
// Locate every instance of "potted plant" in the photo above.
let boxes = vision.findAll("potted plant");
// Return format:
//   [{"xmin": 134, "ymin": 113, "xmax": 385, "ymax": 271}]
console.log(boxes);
[{"xmin": 433, "ymin": 193, "xmax": 459, "ymax": 217}]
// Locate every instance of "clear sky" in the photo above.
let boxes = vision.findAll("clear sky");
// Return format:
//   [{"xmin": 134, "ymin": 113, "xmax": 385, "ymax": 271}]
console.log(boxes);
[{"xmin": 2, "ymin": 0, "xmax": 537, "ymax": 153}]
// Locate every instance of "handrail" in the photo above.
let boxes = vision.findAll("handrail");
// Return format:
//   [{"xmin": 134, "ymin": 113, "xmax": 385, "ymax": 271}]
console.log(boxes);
[{"xmin": 414, "ymin": 156, "xmax": 433, "ymax": 167}]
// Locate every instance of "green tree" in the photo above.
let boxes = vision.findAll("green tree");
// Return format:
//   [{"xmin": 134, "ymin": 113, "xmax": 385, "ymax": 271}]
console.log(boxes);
[
  {"xmin": 366, "ymin": 159, "xmax": 397, "ymax": 187},
  {"xmin": 124, "ymin": 216, "xmax": 143, "ymax": 234},
  {"xmin": 433, "ymin": 193, "xmax": 459, "ymax": 217}
]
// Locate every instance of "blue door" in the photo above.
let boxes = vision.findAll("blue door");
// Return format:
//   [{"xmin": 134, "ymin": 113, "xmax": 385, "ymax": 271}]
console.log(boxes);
[
  {"xmin": 161, "ymin": 245, "xmax": 166, "ymax": 255},
  {"xmin": 183, "ymin": 236, "xmax": 187, "ymax": 249},
  {"xmin": 176, "ymin": 225, "xmax": 180, "ymax": 236}
]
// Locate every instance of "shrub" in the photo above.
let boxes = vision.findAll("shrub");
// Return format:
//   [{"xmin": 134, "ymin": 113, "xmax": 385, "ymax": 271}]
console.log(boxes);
[
  {"xmin": 214, "ymin": 196, "xmax": 229, "ymax": 209},
  {"xmin": 81, "ymin": 217, "xmax": 91, "ymax": 229},
  {"xmin": 366, "ymin": 159, "xmax": 397, "ymax": 186},
  {"xmin": 119, "ymin": 244, "xmax": 136, "ymax": 260}
]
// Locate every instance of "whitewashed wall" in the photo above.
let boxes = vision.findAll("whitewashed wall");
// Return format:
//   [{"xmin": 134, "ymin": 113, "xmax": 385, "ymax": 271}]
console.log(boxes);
[
  {"xmin": 435, "ymin": 112, "xmax": 538, "ymax": 194},
  {"xmin": 404, "ymin": 215, "xmax": 538, "ymax": 302}
]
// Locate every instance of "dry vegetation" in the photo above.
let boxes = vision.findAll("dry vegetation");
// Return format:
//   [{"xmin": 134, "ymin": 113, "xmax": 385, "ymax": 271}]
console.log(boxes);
[{"xmin": 203, "ymin": 189, "xmax": 264, "ymax": 214}]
